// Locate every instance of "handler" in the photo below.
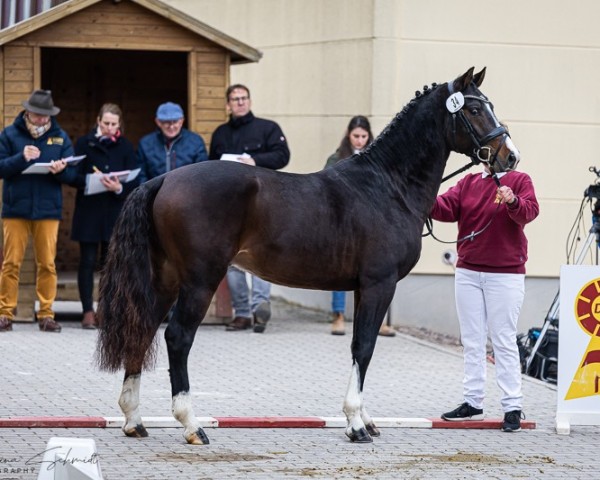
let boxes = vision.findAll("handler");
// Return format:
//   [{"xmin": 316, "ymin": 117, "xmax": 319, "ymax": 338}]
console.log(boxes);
[{"xmin": 431, "ymin": 160, "xmax": 539, "ymax": 432}]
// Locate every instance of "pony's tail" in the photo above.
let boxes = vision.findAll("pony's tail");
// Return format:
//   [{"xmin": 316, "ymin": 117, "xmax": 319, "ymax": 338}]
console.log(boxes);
[{"xmin": 96, "ymin": 176, "xmax": 165, "ymax": 372}]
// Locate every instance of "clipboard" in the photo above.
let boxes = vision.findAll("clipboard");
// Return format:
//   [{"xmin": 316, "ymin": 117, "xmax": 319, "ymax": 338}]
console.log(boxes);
[
  {"xmin": 84, "ymin": 168, "xmax": 140, "ymax": 195},
  {"xmin": 220, "ymin": 153, "xmax": 250, "ymax": 162},
  {"xmin": 21, "ymin": 155, "xmax": 86, "ymax": 174}
]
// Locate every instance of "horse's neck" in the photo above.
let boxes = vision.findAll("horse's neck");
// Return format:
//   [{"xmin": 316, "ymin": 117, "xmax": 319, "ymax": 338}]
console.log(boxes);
[{"xmin": 362, "ymin": 95, "xmax": 450, "ymax": 218}]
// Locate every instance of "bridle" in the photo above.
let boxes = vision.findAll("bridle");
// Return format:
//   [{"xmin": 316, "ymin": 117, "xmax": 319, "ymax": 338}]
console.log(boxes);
[
  {"xmin": 445, "ymin": 81, "xmax": 512, "ymax": 177},
  {"xmin": 424, "ymin": 82, "xmax": 512, "ymax": 243}
]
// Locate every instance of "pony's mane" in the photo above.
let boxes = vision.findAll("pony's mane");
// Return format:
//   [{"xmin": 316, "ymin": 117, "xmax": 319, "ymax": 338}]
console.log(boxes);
[{"xmin": 362, "ymin": 81, "xmax": 443, "ymax": 158}]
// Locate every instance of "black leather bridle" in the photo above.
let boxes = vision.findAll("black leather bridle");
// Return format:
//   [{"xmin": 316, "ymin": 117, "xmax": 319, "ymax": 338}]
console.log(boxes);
[{"xmin": 447, "ymin": 81, "xmax": 513, "ymax": 175}]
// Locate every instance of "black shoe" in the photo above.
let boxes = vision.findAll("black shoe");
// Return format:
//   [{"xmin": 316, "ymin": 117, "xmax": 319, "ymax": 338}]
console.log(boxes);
[
  {"xmin": 253, "ymin": 302, "xmax": 271, "ymax": 333},
  {"xmin": 502, "ymin": 410, "xmax": 524, "ymax": 432},
  {"xmin": 441, "ymin": 402, "xmax": 484, "ymax": 421}
]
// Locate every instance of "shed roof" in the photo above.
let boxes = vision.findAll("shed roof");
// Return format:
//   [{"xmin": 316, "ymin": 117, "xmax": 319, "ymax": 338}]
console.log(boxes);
[{"xmin": 0, "ymin": 0, "xmax": 262, "ymax": 64}]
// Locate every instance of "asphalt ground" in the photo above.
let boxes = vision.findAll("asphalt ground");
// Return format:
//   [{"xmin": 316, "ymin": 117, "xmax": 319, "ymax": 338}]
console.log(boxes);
[{"xmin": 0, "ymin": 298, "xmax": 598, "ymax": 479}]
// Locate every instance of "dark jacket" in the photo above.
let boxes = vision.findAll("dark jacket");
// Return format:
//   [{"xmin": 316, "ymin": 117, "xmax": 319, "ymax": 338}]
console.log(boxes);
[
  {"xmin": 0, "ymin": 112, "xmax": 75, "ymax": 220},
  {"xmin": 136, "ymin": 128, "xmax": 208, "ymax": 183},
  {"xmin": 70, "ymin": 130, "xmax": 138, "ymax": 242},
  {"xmin": 209, "ymin": 111, "xmax": 290, "ymax": 170}
]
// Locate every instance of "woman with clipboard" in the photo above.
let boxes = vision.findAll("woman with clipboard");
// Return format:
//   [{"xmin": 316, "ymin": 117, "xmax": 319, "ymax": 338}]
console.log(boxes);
[{"xmin": 70, "ymin": 103, "xmax": 138, "ymax": 329}]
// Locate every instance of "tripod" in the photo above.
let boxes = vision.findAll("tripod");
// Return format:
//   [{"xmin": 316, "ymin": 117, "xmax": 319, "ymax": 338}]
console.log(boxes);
[{"xmin": 525, "ymin": 217, "xmax": 600, "ymax": 376}]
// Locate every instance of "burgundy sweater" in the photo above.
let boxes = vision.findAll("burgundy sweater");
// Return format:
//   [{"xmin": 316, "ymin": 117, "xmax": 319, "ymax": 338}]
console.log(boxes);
[{"xmin": 431, "ymin": 171, "xmax": 539, "ymax": 274}]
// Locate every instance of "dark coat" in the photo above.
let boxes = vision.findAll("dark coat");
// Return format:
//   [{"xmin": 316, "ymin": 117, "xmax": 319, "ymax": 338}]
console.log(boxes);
[
  {"xmin": 70, "ymin": 130, "xmax": 138, "ymax": 242},
  {"xmin": 0, "ymin": 112, "xmax": 75, "ymax": 219},
  {"xmin": 209, "ymin": 111, "xmax": 290, "ymax": 170},
  {"xmin": 136, "ymin": 128, "xmax": 207, "ymax": 183}
]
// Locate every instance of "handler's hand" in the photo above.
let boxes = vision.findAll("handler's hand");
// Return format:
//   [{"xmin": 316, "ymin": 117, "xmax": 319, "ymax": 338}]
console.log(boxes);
[{"xmin": 497, "ymin": 185, "xmax": 516, "ymax": 205}]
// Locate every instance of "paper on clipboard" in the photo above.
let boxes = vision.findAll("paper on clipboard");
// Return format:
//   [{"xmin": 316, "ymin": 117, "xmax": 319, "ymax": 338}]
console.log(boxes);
[
  {"xmin": 84, "ymin": 168, "xmax": 140, "ymax": 195},
  {"xmin": 220, "ymin": 153, "xmax": 250, "ymax": 162},
  {"xmin": 21, "ymin": 155, "xmax": 86, "ymax": 174}
]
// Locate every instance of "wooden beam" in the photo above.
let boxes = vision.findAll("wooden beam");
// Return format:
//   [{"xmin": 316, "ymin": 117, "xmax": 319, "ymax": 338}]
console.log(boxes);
[
  {"xmin": 32, "ymin": 46, "xmax": 40, "ymax": 89},
  {"xmin": 0, "ymin": 0, "xmax": 100, "ymax": 46},
  {"xmin": 0, "ymin": 48, "xmax": 4, "ymax": 130},
  {"xmin": 188, "ymin": 50, "xmax": 197, "ymax": 133}
]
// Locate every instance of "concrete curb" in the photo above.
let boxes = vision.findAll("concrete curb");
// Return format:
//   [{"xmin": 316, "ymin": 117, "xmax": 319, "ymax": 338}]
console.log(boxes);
[{"xmin": 0, "ymin": 416, "xmax": 536, "ymax": 430}]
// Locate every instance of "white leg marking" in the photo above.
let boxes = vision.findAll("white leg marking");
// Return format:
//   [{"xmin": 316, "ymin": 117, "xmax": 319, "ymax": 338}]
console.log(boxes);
[
  {"xmin": 118, "ymin": 374, "xmax": 143, "ymax": 433},
  {"xmin": 172, "ymin": 392, "xmax": 203, "ymax": 443},
  {"xmin": 343, "ymin": 363, "xmax": 366, "ymax": 436},
  {"xmin": 360, "ymin": 406, "xmax": 374, "ymax": 427}
]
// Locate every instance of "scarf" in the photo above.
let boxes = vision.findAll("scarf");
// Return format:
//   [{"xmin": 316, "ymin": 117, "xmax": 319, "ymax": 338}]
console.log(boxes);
[
  {"xmin": 96, "ymin": 126, "xmax": 121, "ymax": 145},
  {"xmin": 24, "ymin": 114, "xmax": 51, "ymax": 139}
]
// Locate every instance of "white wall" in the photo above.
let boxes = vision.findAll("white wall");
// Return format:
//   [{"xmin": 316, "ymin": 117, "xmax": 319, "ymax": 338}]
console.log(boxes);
[{"xmin": 164, "ymin": 0, "xmax": 600, "ymax": 321}]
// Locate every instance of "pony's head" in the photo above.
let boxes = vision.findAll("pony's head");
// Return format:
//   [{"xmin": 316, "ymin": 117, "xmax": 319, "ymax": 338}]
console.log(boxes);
[{"xmin": 446, "ymin": 67, "xmax": 520, "ymax": 173}]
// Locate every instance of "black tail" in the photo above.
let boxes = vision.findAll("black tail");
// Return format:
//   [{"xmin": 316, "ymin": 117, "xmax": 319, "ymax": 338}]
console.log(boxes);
[{"xmin": 96, "ymin": 176, "xmax": 166, "ymax": 372}]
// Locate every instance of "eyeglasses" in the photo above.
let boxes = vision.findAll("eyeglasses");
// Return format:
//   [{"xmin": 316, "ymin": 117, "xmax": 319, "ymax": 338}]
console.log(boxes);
[
  {"xmin": 229, "ymin": 96, "xmax": 249, "ymax": 103},
  {"xmin": 158, "ymin": 120, "xmax": 182, "ymax": 126}
]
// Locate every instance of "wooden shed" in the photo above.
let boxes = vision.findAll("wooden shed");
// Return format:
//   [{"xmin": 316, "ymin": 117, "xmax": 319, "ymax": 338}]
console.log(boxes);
[{"xmin": 0, "ymin": 0, "xmax": 261, "ymax": 319}]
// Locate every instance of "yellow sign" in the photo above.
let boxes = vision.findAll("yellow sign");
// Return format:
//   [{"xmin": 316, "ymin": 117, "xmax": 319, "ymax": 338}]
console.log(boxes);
[{"xmin": 566, "ymin": 278, "xmax": 600, "ymax": 400}]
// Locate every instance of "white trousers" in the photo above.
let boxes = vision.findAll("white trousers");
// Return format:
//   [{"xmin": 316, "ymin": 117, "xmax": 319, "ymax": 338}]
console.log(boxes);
[{"xmin": 455, "ymin": 268, "xmax": 524, "ymax": 412}]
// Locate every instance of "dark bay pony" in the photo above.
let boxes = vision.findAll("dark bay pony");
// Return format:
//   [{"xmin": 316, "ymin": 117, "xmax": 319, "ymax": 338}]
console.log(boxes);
[{"xmin": 97, "ymin": 67, "xmax": 520, "ymax": 444}]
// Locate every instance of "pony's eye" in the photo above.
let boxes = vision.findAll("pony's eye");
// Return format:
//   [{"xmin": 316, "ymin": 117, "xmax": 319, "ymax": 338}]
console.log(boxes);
[{"xmin": 469, "ymin": 107, "xmax": 480, "ymax": 115}]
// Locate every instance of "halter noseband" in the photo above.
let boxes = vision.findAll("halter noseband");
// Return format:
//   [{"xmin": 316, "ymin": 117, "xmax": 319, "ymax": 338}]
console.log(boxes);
[{"xmin": 447, "ymin": 82, "xmax": 509, "ymax": 170}]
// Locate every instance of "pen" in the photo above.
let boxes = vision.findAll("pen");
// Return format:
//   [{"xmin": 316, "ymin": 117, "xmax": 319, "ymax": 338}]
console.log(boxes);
[{"xmin": 93, "ymin": 166, "xmax": 102, "ymax": 174}]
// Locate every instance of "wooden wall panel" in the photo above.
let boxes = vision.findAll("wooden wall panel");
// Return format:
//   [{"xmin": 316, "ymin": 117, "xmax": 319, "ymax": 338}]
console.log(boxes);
[
  {"xmin": 0, "ymin": 48, "xmax": 4, "ymax": 131},
  {"xmin": 2, "ymin": 45, "xmax": 34, "ymax": 126},
  {"xmin": 193, "ymin": 49, "xmax": 227, "ymax": 145}
]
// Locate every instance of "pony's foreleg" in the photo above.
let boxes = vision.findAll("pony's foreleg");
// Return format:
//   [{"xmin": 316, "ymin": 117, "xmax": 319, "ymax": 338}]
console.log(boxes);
[
  {"xmin": 118, "ymin": 373, "xmax": 148, "ymax": 437},
  {"xmin": 343, "ymin": 283, "xmax": 395, "ymax": 442},
  {"xmin": 343, "ymin": 362, "xmax": 371, "ymax": 443},
  {"xmin": 172, "ymin": 391, "xmax": 208, "ymax": 445}
]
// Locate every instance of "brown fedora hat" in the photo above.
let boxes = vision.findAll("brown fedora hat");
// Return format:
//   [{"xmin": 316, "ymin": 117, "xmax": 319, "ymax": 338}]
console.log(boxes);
[{"xmin": 22, "ymin": 89, "xmax": 60, "ymax": 116}]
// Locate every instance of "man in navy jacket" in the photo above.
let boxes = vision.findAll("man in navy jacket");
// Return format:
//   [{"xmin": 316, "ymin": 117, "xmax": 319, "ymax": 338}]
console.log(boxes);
[{"xmin": 0, "ymin": 90, "xmax": 77, "ymax": 332}]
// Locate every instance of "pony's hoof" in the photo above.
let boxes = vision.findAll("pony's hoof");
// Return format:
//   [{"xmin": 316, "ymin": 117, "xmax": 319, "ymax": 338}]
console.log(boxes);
[
  {"xmin": 346, "ymin": 427, "xmax": 373, "ymax": 443},
  {"xmin": 123, "ymin": 424, "xmax": 148, "ymax": 438},
  {"xmin": 366, "ymin": 423, "xmax": 381, "ymax": 437},
  {"xmin": 186, "ymin": 428, "xmax": 210, "ymax": 445}
]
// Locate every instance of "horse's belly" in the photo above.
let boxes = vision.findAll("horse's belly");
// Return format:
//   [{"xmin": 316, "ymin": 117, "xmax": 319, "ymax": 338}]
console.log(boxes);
[{"xmin": 231, "ymin": 250, "xmax": 357, "ymax": 291}]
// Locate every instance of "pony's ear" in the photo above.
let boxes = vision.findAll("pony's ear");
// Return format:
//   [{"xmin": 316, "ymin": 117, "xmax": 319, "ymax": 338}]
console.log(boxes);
[
  {"xmin": 473, "ymin": 67, "xmax": 486, "ymax": 87},
  {"xmin": 452, "ymin": 67, "xmax": 475, "ymax": 92}
]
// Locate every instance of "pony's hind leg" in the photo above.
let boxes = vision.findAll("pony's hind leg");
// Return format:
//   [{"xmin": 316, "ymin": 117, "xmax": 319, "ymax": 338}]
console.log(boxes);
[
  {"xmin": 119, "ymin": 373, "xmax": 148, "ymax": 437},
  {"xmin": 118, "ymin": 291, "xmax": 174, "ymax": 439},
  {"xmin": 166, "ymin": 286, "xmax": 214, "ymax": 445}
]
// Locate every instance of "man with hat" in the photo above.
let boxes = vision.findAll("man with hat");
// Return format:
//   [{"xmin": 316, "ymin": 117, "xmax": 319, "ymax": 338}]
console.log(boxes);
[
  {"xmin": 0, "ymin": 89, "xmax": 77, "ymax": 332},
  {"xmin": 137, "ymin": 101, "xmax": 208, "ymax": 183}
]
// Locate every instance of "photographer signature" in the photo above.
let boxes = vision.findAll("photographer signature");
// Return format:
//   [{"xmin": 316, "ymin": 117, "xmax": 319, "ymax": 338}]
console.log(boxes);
[{"xmin": 25, "ymin": 446, "xmax": 99, "ymax": 471}]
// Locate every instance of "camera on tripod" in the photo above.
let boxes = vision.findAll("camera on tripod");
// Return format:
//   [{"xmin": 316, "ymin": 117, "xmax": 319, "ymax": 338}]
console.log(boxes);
[
  {"xmin": 585, "ymin": 184, "xmax": 600, "ymax": 200},
  {"xmin": 585, "ymin": 167, "xmax": 600, "ymax": 218}
]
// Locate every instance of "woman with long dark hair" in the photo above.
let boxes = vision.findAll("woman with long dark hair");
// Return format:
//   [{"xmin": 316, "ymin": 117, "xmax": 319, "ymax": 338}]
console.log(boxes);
[{"xmin": 324, "ymin": 116, "xmax": 395, "ymax": 337}]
